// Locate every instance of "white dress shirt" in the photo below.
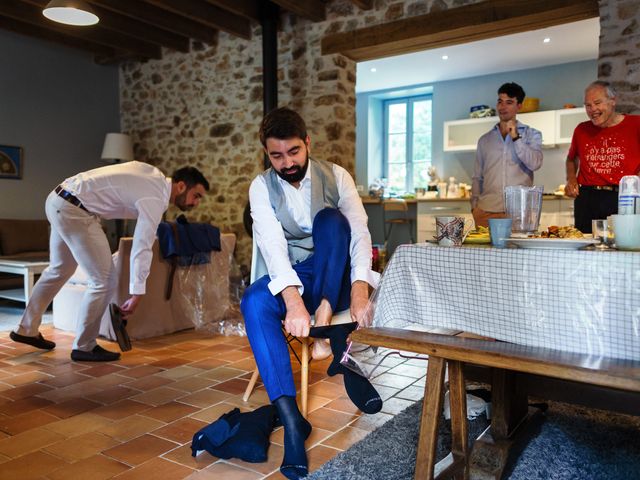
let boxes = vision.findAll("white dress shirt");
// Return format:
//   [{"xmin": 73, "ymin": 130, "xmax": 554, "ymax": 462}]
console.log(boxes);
[
  {"xmin": 61, "ymin": 161, "xmax": 171, "ymax": 295},
  {"xmin": 249, "ymin": 160, "xmax": 380, "ymax": 296}
]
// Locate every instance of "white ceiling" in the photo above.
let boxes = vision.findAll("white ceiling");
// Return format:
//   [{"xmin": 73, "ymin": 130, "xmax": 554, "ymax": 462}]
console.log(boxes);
[{"xmin": 356, "ymin": 18, "xmax": 600, "ymax": 93}]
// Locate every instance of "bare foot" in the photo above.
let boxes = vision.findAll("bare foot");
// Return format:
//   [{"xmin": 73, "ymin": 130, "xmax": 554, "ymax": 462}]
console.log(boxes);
[{"xmin": 311, "ymin": 338, "xmax": 332, "ymax": 360}]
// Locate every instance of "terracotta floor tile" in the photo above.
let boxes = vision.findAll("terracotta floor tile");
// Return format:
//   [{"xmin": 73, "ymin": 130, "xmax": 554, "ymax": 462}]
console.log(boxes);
[
  {"xmin": 86, "ymin": 386, "xmax": 139, "ymax": 405},
  {"xmin": 112, "ymin": 456, "xmax": 195, "ymax": 479},
  {"xmin": 188, "ymin": 461, "xmax": 264, "ymax": 480},
  {"xmin": 227, "ymin": 442, "xmax": 284, "ymax": 474},
  {"xmin": 175, "ymin": 350, "xmax": 219, "ymax": 362},
  {"xmin": 0, "ymin": 408, "xmax": 61, "ymax": 435},
  {"xmin": 43, "ymin": 431, "xmax": 121, "ymax": 462},
  {"xmin": 161, "ymin": 443, "xmax": 218, "ymax": 470},
  {"xmin": 307, "ymin": 380, "xmax": 347, "ymax": 399},
  {"xmin": 196, "ymin": 366, "xmax": 245, "ymax": 382},
  {"xmin": 124, "ymin": 375, "xmax": 174, "ymax": 391},
  {"xmin": 2, "ymin": 370, "xmax": 51, "ymax": 386},
  {"xmin": 306, "ymin": 444, "xmax": 342, "ymax": 473},
  {"xmin": 141, "ymin": 401, "xmax": 199, "ymax": 423},
  {"xmin": 149, "ymin": 357, "xmax": 192, "ymax": 369},
  {"xmin": 81, "ymin": 363, "xmax": 126, "ymax": 377},
  {"xmin": 1, "ymin": 382, "xmax": 53, "ymax": 400},
  {"xmin": 178, "ymin": 388, "xmax": 232, "ymax": 408},
  {"xmin": 43, "ymin": 412, "xmax": 113, "ymax": 438},
  {"xmin": 156, "ymin": 365, "xmax": 205, "ymax": 381},
  {"xmin": 93, "ymin": 399, "xmax": 151, "ymax": 420},
  {"xmin": 130, "ymin": 387, "xmax": 187, "ymax": 406},
  {"xmin": 228, "ymin": 358, "xmax": 257, "ymax": 371},
  {"xmin": 0, "ymin": 396, "xmax": 54, "ymax": 416},
  {"xmin": 47, "ymin": 453, "xmax": 130, "ymax": 480},
  {"xmin": 269, "ymin": 426, "xmax": 333, "ymax": 449},
  {"xmin": 103, "ymin": 433, "xmax": 179, "ymax": 466},
  {"xmin": 39, "ymin": 371, "xmax": 91, "ymax": 388},
  {"xmin": 98, "ymin": 414, "xmax": 166, "ymax": 442},
  {"xmin": 152, "ymin": 417, "xmax": 208, "ymax": 444},
  {"xmin": 190, "ymin": 402, "xmax": 247, "ymax": 423},
  {"xmin": 42, "ymin": 398, "xmax": 100, "ymax": 418},
  {"xmin": 118, "ymin": 365, "xmax": 166, "ymax": 379},
  {"xmin": 306, "ymin": 408, "xmax": 359, "ymax": 433},
  {"xmin": 322, "ymin": 396, "xmax": 362, "ymax": 415},
  {"xmin": 168, "ymin": 376, "xmax": 216, "ymax": 393},
  {"xmin": 305, "ymin": 394, "xmax": 334, "ymax": 414},
  {"xmin": 0, "ymin": 427, "xmax": 64, "ymax": 458},
  {"xmin": 189, "ymin": 358, "xmax": 230, "ymax": 370},
  {"xmin": 321, "ymin": 426, "xmax": 369, "ymax": 450},
  {"xmin": 210, "ymin": 378, "xmax": 250, "ymax": 395},
  {"xmin": 0, "ymin": 449, "xmax": 69, "ymax": 480}
]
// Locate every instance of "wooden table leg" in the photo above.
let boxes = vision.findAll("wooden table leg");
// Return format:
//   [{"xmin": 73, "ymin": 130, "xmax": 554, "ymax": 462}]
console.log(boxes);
[
  {"xmin": 448, "ymin": 361, "xmax": 468, "ymax": 480},
  {"xmin": 415, "ymin": 356, "xmax": 446, "ymax": 480}
]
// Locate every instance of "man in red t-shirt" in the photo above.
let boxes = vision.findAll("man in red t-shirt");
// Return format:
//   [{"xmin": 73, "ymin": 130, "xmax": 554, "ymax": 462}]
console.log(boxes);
[{"xmin": 565, "ymin": 80, "xmax": 640, "ymax": 233}]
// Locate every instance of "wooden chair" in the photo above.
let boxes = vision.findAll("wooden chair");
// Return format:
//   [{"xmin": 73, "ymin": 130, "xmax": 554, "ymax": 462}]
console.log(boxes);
[
  {"xmin": 242, "ymin": 236, "xmax": 351, "ymax": 418},
  {"xmin": 383, "ymin": 198, "xmax": 414, "ymax": 244}
]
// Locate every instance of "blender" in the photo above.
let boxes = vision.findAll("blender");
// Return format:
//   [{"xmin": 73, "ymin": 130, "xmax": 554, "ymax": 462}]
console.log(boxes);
[{"xmin": 504, "ymin": 185, "xmax": 543, "ymax": 236}]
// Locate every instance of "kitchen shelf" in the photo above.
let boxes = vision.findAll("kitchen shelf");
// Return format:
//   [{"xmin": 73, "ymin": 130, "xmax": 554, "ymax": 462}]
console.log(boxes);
[{"xmin": 556, "ymin": 107, "xmax": 588, "ymax": 144}]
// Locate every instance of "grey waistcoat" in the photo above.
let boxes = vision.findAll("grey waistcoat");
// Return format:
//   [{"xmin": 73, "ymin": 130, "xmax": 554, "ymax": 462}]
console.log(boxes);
[{"xmin": 263, "ymin": 158, "xmax": 340, "ymax": 264}]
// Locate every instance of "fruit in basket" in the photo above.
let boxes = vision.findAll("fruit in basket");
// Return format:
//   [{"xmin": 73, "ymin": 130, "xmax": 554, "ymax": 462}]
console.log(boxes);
[{"xmin": 464, "ymin": 226, "xmax": 490, "ymax": 244}]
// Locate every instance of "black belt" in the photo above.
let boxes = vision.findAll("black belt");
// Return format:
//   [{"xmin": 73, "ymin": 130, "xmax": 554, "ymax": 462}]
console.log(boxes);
[
  {"xmin": 54, "ymin": 185, "xmax": 89, "ymax": 213},
  {"xmin": 579, "ymin": 185, "xmax": 619, "ymax": 192}
]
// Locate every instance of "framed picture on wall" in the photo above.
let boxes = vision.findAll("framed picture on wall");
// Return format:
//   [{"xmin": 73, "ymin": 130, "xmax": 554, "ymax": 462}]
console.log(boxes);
[{"xmin": 0, "ymin": 145, "xmax": 23, "ymax": 179}]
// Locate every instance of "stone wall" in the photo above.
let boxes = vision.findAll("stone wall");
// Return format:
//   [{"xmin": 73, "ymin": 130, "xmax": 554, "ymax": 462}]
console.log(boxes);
[
  {"xmin": 598, "ymin": 0, "xmax": 640, "ymax": 113},
  {"xmin": 120, "ymin": 0, "xmax": 636, "ymax": 268}
]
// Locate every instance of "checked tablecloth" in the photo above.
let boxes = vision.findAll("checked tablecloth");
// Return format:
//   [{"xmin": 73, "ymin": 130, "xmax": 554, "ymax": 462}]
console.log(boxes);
[{"xmin": 371, "ymin": 244, "xmax": 640, "ymax": 360}]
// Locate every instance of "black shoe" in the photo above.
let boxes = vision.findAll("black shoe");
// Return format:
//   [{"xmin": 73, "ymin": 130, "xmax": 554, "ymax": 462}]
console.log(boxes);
[
  {"xmin": 71, "ymin": 345, "xmax": 121, "ymax": 362},
  {"xmin": 10, "ymin": 331, "xmax": 56, "ymax": 350},
  {"xmin": 109, "ymin": 303, "xmax": 132, "ymax": 352}
]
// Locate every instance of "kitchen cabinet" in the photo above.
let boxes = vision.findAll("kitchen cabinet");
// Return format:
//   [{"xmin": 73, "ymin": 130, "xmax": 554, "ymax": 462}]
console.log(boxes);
[{"xmin": 443, "ymin": 108, "xmax": 585, "ymax": 152}]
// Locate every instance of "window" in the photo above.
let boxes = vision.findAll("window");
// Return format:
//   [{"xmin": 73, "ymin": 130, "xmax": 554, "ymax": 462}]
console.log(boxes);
[{"xmin": 383, "ymin": 95, "xmax": 432, "ymax": 194}]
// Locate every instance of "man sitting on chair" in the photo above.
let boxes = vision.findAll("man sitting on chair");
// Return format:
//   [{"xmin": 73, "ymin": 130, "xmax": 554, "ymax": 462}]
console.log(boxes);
[{"xmin": 241, "ymin": 107, "xmax": 379, "ymax": 479}]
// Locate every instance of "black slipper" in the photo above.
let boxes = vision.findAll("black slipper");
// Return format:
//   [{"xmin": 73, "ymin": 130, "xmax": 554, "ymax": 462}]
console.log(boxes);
[
  {"xmin": 109, "ymin": 303, "xmax": 132, "ymax": 352},
  {"xmin": 10, "ymin": 331, "xmax": 56, "ymax": 350}
]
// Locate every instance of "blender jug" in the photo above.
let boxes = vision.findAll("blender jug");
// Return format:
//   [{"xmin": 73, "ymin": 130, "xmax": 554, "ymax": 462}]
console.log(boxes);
[{"xmin": 504, "ymin": 185, "xmax": 543, "ymax": 235}]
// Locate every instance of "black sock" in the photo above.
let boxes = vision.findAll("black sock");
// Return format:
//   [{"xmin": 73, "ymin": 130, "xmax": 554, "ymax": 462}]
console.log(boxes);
[
  {"xmin": 309, "ymin": 323, "xmax": 383, "ymax": 415},
  {"xmin": 273, "ymin": 395, "xmax": 312, "ymax": 479}
]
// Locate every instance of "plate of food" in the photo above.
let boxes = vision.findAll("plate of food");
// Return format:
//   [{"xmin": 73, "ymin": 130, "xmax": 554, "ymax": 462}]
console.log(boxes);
[
  {"xmin": 463, "ymin": 226, "xmax": 490, "ymax": 244},
  {"xmin": 507, "ymin": 225, "xmax": 598, "ymax": 249}
]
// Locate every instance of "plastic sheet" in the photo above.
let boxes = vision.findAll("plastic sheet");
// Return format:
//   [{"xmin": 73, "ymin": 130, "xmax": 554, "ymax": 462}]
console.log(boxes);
[{"xmin": 171, "ymin": 248, "xmax": 246, "ymax": 336}]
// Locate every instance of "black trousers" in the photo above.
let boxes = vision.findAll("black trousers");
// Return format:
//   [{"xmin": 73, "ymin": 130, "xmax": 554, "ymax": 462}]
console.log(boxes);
[{"xmin": 574, "ymin": 187, "xmax": 618, "ymax": 233}]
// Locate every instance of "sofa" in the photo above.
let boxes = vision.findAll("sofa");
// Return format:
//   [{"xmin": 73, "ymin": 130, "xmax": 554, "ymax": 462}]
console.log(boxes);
[
  {"xmin": 0, "ymin": 219, "xmax": 49, "ymax": 290},
  {"xmin": 53, "ymin": 233, "xmax": 237, "ymax": 340}
]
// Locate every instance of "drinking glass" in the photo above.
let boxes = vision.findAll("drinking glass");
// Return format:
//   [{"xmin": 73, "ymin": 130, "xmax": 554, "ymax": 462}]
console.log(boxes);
[{"xmin": 591, "ymin": 219, "xmax": 608, "ymax": 249}]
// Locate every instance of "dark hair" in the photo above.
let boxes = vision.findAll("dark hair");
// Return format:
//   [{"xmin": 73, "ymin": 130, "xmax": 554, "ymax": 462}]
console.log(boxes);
[
  {"xmin": 498, "ymin": 82, "xmax": 526, "ymax": 104},
  {"xmin": 259, "ymin": 107, "xmax": 307, "ymax": 147},
  {"xmin": 172, "ymin": 166, "xmax": 209, "ymax": 191}
]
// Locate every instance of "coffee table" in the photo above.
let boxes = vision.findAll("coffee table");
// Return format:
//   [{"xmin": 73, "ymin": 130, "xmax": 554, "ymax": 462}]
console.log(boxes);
[{"xmin": 0, "ymin": 259, "xmax": 49, "ymax": 303}]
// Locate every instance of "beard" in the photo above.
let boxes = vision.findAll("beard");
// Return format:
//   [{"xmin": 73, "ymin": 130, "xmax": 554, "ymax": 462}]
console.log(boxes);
[
  {"xmin": 174, "ymin": 191, "xmax": 192, "ymax": 211},
  {"xmin": 275, "ymin": 155, "xmax": 309, "ymax": 184}
]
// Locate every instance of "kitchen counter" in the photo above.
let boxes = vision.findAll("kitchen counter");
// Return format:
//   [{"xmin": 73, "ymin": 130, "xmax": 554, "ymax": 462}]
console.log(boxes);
[{"xmin": 361, "ymin": 195, "xmax": 573, "ymax": 204}]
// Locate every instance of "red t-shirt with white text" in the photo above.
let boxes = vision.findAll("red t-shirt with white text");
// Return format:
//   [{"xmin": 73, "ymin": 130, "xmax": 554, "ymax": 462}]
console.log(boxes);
[{"xmin": 568, "ymin": 114, "xmax": 640, "ymax": 186}]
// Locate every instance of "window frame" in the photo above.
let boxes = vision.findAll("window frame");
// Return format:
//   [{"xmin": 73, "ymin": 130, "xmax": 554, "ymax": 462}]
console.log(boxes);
[{"xmin": 383, "ymin": 94, "xmax": 432, "ymax": 193}]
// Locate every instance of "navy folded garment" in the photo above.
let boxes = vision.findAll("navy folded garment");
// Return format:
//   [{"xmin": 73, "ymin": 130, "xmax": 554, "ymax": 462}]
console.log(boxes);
[
  {"xmin": 191, "ymin": 405, "xmax": 278, "ymax": 463},
  {"xmin": 157, "ymin": 214, "xmax": 221, "ymax": 266}
]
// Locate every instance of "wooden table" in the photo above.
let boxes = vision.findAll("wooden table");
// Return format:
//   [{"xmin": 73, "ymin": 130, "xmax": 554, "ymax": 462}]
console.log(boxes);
[{"xmin": 0, "ymin": 259, "xmax": 49, "ymax": 303}]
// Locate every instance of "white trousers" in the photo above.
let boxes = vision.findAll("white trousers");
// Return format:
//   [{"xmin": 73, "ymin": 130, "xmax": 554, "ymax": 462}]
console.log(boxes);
[{"xmin": 17, "ymin": 192, "xmax": 115, "ymax": 351}]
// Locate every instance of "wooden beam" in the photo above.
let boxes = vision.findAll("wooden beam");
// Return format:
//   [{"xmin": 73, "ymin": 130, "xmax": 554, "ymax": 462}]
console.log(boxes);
[
  {"xmin": 88, "ymin": 0, "xmax": 217, "ymax": 44},
  {"xmin": 350, "ymin": 0, "xmax": 373, "ymax": 10},
  {"xmin": 22, "ymin": 0, "xmax": 190, "ymax": 52},
  {"xmin": 271, "ymin": 0, "xmax": 325, "ymax": 22},
  {"xmin": 204, "ymin": 0, "xmax": 260, "ymax": 22},
  {"xmin": 4, "ymin": 0, "xmax": 161, "ymax": 59},
  {"xmin": 143, "ymin": 0, "xmax": 252, "ymax": 39},
  {"xmin": 0, "ymin": 14, "xmax": 123, "ymax": 60},
  {"xmin": 322, "ymin": 0, "xmax": 599, "ymax": 61}
]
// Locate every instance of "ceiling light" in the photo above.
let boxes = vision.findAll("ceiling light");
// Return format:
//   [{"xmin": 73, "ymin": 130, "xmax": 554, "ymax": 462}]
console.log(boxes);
[
  {"xmin": 370, "ymin": 67, "xmax": 377, "ymax": 72},
  {"xmin": 441, "ymin": 55, "xmax": 449, "ymax": 60},
  {"xmin": 543, "ymin": 37, "xmax": 551, "ymax": 43},
  {"xmin": 43, "ymin": 0, "xmax": 99, "ymax": 26}
]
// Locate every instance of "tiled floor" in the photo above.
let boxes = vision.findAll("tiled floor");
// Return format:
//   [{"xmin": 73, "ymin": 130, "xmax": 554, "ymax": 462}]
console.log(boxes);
[{"xmin": 0, "ymin": 326, "xmax": 427, "ymax": 479}]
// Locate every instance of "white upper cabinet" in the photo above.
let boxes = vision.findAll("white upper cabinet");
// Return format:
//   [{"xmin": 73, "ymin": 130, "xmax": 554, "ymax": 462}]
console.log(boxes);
[
  {"xmin": 443, "ymin": 108, "xmax": 587, "ymax": 152},
  {"xmin": 556, "ymin": 107, "xmax": 588, "ymax": 144}
]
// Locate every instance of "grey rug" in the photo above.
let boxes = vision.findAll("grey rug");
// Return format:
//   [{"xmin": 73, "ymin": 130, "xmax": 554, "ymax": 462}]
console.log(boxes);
[{"xmin": 309, "ymin": 400, "xmax": 640, "ymax": 480}]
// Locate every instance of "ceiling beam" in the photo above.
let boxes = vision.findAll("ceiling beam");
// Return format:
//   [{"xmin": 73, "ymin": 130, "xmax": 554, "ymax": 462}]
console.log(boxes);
[
  {"xmin": 350, "ymin": 0, "xmax": 373, "ymax": 9},
  {"xmin": 322, "ymin": 0, "xmax": 599, "ymax": 61},
  {"xmin": 87, "ymin": 0, "xmax": 217, "ymax": 44},
  {"xmin": 0, "ymin": 14, "xmax": 122, "ymax": 60},
  {"xmin": 204, "ymin": 0, "xmax": 260, "ymax": 22},
  {"xmin": 143, "ymin": 0, "xmax": 252, "ymax": 39},
  {"xmin": 3, "ymin": 0, "xmax": 161, "ymax": 59},
  {"xmin": 22, "ymin": 0, "xmax": 190, "ymax": 52},
  {"xmin": 271, "ymin": 0, "xmax": 325, "ymax": 22}
]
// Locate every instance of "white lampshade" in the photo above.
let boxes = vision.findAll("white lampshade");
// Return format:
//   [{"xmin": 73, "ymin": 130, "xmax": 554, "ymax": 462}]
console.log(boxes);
[
  {"xmin": 43, "ymin": 0, "xmax": 99, "ymax": 26},
  {"xmin": 101, "ymin": 133, "xmax": 134, "ymax": 162}
]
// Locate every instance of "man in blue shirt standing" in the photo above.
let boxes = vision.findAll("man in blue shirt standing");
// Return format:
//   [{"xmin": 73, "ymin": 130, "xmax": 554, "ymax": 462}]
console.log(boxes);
[{"xmin": 471, "ymin": 82, "xmax": 543, "ymax": 227}]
